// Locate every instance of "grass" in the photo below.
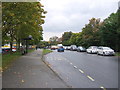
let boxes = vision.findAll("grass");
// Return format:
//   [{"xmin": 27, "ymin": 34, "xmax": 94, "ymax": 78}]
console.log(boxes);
[
  {"xmin": 2, "ymin": 51, "xmax": 22, "ymax": 70},
  {"xmin": 115, "ymin": 52, "xmax": 120, "ymax": 56},
  {"xmin": 42, "ymin": 49, "xmax": 52, "ymax": 55},
  {"xmin": 2, "ymin": 49, "xmax": 35, "ymax": 70}
]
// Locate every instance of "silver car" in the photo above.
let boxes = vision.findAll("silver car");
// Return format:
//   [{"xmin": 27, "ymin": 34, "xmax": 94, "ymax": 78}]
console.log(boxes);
[
  {"xmin": 70, "ymin": 45, "xmax": 77, "ymax": 51},
  {"xmin": 77, "ymin": 46, "xmax": 86, "ymax": 52},
  {"xmin": 86, "ymin": 46, "xmax": 98, "ymax": 54},
  {"xmin": 97, "ymin": 47, "xmax": 115, "ymax": 56}
]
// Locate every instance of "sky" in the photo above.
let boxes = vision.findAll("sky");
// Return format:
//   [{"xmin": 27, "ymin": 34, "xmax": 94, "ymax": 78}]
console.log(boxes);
[{"xmin": 41, "ymin": 0, "xmax": 119, "ymax": 41}]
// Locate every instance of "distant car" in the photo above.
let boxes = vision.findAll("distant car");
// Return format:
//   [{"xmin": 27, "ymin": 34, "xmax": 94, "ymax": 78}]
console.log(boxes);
[
  {"xmin": 51, "ymin": 45, "xmax": 58, "ymax": 50},
  {"xmin": 86, "ymin": 46, "xmax": 98, "ymax": 54},
  {"xmin": 70, "ymin": 45, "xmax": 77, "ymax": 51},
  {"xmin": 0, "ymin": 48, "xmax": 2, "ymax": 54},
  {"xmin": 57, "ymin": 46, "xmax": 64, "ymax": 52},
  {"xmin": 77, "ymin": 46, "xmax": 86, "ymax": 52},
  {"xmin": 97, "ymin": 47, "xmax": 115, "ymax": 56},
  {"xmin": 57, "ymin": 44, "xmax": 63, "ymax": 47},
  {"xmin": 66, "ymin": 46, "xmax": 71, "ymax": 50}
]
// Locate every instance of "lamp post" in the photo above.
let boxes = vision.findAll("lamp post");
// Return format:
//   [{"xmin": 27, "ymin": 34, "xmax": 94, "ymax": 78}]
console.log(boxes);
[
  {"xmin": 22, "ymin": 35, "xmax": 32, "ymax": 54},
  {"xmin": 118, "ymin": 1, "xmax": 120, "ymax": 10}
]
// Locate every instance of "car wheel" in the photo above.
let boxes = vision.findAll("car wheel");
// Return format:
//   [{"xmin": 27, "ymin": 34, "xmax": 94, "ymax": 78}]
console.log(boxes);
[
  {"xmin": 97, "ymin": 52, "xmax": 99, "ymax": 55},
  {"xmin": 103, "ymin": 52, "xmax": 105, "ymax": 56}
]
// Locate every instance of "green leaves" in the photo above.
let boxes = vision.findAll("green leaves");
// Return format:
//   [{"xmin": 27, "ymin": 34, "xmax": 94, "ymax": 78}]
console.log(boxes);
[
  {"xmin": 2, "ymin": 2, "xmax": 46, "ymax": 47},
  {"xmin": 99, "ymin": 12, "xmax": 119, "ymax": 51},
  {"xmin": 61, "ymin": 11, "xmax": 119, "ymax": 51}
]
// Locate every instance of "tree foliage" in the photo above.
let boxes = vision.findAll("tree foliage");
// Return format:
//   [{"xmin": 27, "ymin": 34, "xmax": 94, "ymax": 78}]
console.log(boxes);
[
  {"xmin": 61, "ymin": 10, "xmax": 119, "ymax": 51},
  {"xmin": 81, "ymin": 18, "xmax": 102, "ymax": 47},
  {"xmin": 62, "ymin": 31, "xmax": 72, "ymax": 46},
  {"xmin": 49, "ymin": 36, "xmax": 59, "ymax": 45},
  {"xmin": 99, "ymin": 12, "xmax": 119, "ymax": 51},
  {"xmin": 2, "ymin": 2, "xmax": 46, "ymax": 51}
]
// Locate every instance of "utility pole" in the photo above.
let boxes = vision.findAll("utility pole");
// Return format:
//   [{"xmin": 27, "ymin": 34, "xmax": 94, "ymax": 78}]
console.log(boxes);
[{"xmin": 118, "ymin": 1, "xmax": 120, "ymax": 10}]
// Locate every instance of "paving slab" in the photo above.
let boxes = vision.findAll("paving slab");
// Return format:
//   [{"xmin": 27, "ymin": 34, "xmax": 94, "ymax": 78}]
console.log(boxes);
[{"xmin": 2, "ymin": 49, "xmax": 68, "ymax": 88}]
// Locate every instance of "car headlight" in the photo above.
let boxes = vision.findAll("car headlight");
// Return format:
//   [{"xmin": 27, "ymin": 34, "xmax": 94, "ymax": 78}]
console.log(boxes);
[{"xmin": 105, "ymin": 51, "xmax": 110, "ymax": 53}]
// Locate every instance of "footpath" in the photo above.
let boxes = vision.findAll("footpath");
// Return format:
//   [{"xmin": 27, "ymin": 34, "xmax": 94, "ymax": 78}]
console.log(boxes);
[{"xmin": 2, "ymin": 49, "xmax": 68, "ymax": 88}]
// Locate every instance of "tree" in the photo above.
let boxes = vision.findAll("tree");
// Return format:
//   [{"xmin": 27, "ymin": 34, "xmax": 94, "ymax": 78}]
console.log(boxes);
[
  {"xmin": 118, "ymin": 9, "xmax": 120, "ymax": 51},
  {"xmin": 81, "ymin": 18, "xmax": 102, "ymax": 47},
  {"xmin": 62, "ymin": 31, "xmax": 72, "ymax": 46},
  {"xmin": 99, "ymin": 12, "xmax": 118, "ymax": 51},
  {"xmin": 69, "ymin": 33, "xmax": 79, "ymax": 45},
  {"xmin": 2, "ymin": 2, "xmax": 46, "ymax": 52},
  {"xmin": 49, "ymin": 36, "xmax": 59, "ymax": 45}
]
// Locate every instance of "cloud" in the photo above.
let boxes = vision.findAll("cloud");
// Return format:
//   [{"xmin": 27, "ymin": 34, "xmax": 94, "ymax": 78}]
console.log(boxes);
[{"xmin": 41, "ymin": 0, "xmax": 119, "ymax": 41}]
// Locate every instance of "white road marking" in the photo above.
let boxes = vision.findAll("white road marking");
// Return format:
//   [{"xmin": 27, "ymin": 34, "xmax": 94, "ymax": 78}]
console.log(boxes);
[
  {"xmin": 79, "ymin": 69, "xmax": 84, "ymax": 73},
  {"xmin": 100, "ymin": 86, "xmax": 106, "ymax": 90},
  {"xmin": 87, "ymin": 75, "xmax": 95, "ymax": 81},
  {"xmin": 74, "ymin": 66, "xmax": 77, "ymax": 69},
  {"xmin": 70, "ymin": 63, "xmax": 73, "ymax": 65}
]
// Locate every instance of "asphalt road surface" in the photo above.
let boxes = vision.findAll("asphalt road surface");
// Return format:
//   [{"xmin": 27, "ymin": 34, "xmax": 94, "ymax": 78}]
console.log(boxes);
[{"xmin": 44, "ymin": 50, "xmax": 118, "ymax": 88}]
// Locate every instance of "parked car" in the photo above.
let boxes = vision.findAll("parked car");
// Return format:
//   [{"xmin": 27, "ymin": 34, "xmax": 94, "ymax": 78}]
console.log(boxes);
[
  {"xmin": 57, "ymin": 44, "xmax": 63, "ymax": 47},
  {"xmin": 63, "ymin": 46, "xmax": 67, "ymax": 50},
  {"xmin": 0, "ymin": 48, "xmax": 2, "ymax": 54},
  {"xmin": 66, "ymin": 46, "xmax": 71, "ymax": 50},
  {"xmin": 70, "ymin": 45, "xmax": 77, "ymax": 51},
  {"xmin": 77, "ymin": 46, "xmax": 86, "ymax": 52},
  {"xmin": 51, "ymin": 45, "xmax": 58, "ymax": 50},
  {"xmin": 86, "ymin": 46, "xmax": 98, "ymax": 54},
  {"xmin": 57, "ymin": 46, "xmax": 64, "ymax": 52},
  {"xmin": 97, "ymin": 47, "xmax": 115, "ymax": 56}
]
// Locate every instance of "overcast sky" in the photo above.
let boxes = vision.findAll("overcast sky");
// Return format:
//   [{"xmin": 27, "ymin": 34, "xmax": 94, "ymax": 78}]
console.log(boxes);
[{"xmin": 41, "ymin": 0, "xmax": 119, "ymax": 41}]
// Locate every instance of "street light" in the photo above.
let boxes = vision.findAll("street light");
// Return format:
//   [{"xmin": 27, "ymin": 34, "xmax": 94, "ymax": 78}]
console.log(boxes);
[
  {"xmin": 118, "ymin": 1, "xmax": 120, "ymax": 10},
  {"xmin": 22, "ymin": 35, "xmax": 33, "ymax": 54}
]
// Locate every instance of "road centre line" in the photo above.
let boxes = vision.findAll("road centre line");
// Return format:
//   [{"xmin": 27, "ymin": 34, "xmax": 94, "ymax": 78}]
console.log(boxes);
[
  {"xmin": 74, "ymin": 66, "xmax": 77, "ymax": 69},
  {"xmin": 100, "ymin": 86, "xmax": 106, "ymax": 90},
  {"xmin": 78, "ymin": 69, "xmax": 84, "ymax": 73},
  {"xmin": 87, "ymin": 75, "xmax": 95, "ymax": 81},
  {"xmin": 47, "ymin": 53, "xmax": 107, "ymax": 88}
]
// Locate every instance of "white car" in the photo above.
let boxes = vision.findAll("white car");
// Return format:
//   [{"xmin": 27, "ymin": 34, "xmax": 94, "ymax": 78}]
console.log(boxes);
[
  {"xmin": 86, "ymin": 46, "xmax": 98, "ymax": 54},
  {"xmin": 97, "ymin": 47, "xmax": 115, "ymax": 56}
]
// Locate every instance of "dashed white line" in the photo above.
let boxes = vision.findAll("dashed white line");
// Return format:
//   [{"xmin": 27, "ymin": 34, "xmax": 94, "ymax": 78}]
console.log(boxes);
[
  {"xmin": 70, "ymin": 63, "xmax": 73, "ymax": 65},
  {"xmin": 87, "ymin": 75, "xmax": 95, "ymax": 81},
  {"xmin": 100, "ymin": 86, "xmax": 106, "ymax": 90},
  {"xmin": 74, "ymin": 66, "xmax": 77, "ymax": 69},
  {"xmin": 79, "ymin": 69, "xmax": 84, "ymax": 73}
]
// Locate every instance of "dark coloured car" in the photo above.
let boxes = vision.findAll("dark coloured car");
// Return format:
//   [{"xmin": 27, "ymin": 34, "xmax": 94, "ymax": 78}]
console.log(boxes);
[
  {"xmin": 57, "ymin": 46, "xmax": 64, "ymax": 52},
  {"xmin": 77, "ymin": 46, "xmax": 86, "ymax": 52}
]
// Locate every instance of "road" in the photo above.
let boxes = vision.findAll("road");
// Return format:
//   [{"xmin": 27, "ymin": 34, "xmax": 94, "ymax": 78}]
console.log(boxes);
[{"xmin": 44, "ymin": 50, "xmax": 118, "ymax": 88}]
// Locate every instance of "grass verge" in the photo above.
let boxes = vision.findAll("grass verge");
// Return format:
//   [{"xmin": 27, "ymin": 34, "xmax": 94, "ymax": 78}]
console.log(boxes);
[
  {"xmin": 115, "ymin": 52, "xmax": 120, "ymax": 56},
  {"xmin": 2, "ymin": 49, "xmax": 35, "ymax": 71},
  {"xmin": 42, "ymin": 49, "xmax": 52, "ymax": 55}
]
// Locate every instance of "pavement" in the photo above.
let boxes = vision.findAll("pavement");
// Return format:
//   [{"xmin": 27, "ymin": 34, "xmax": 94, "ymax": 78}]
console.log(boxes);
[{"xmin": 2, "ymin": 49, "xmax": 68, "ymax": 88}]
